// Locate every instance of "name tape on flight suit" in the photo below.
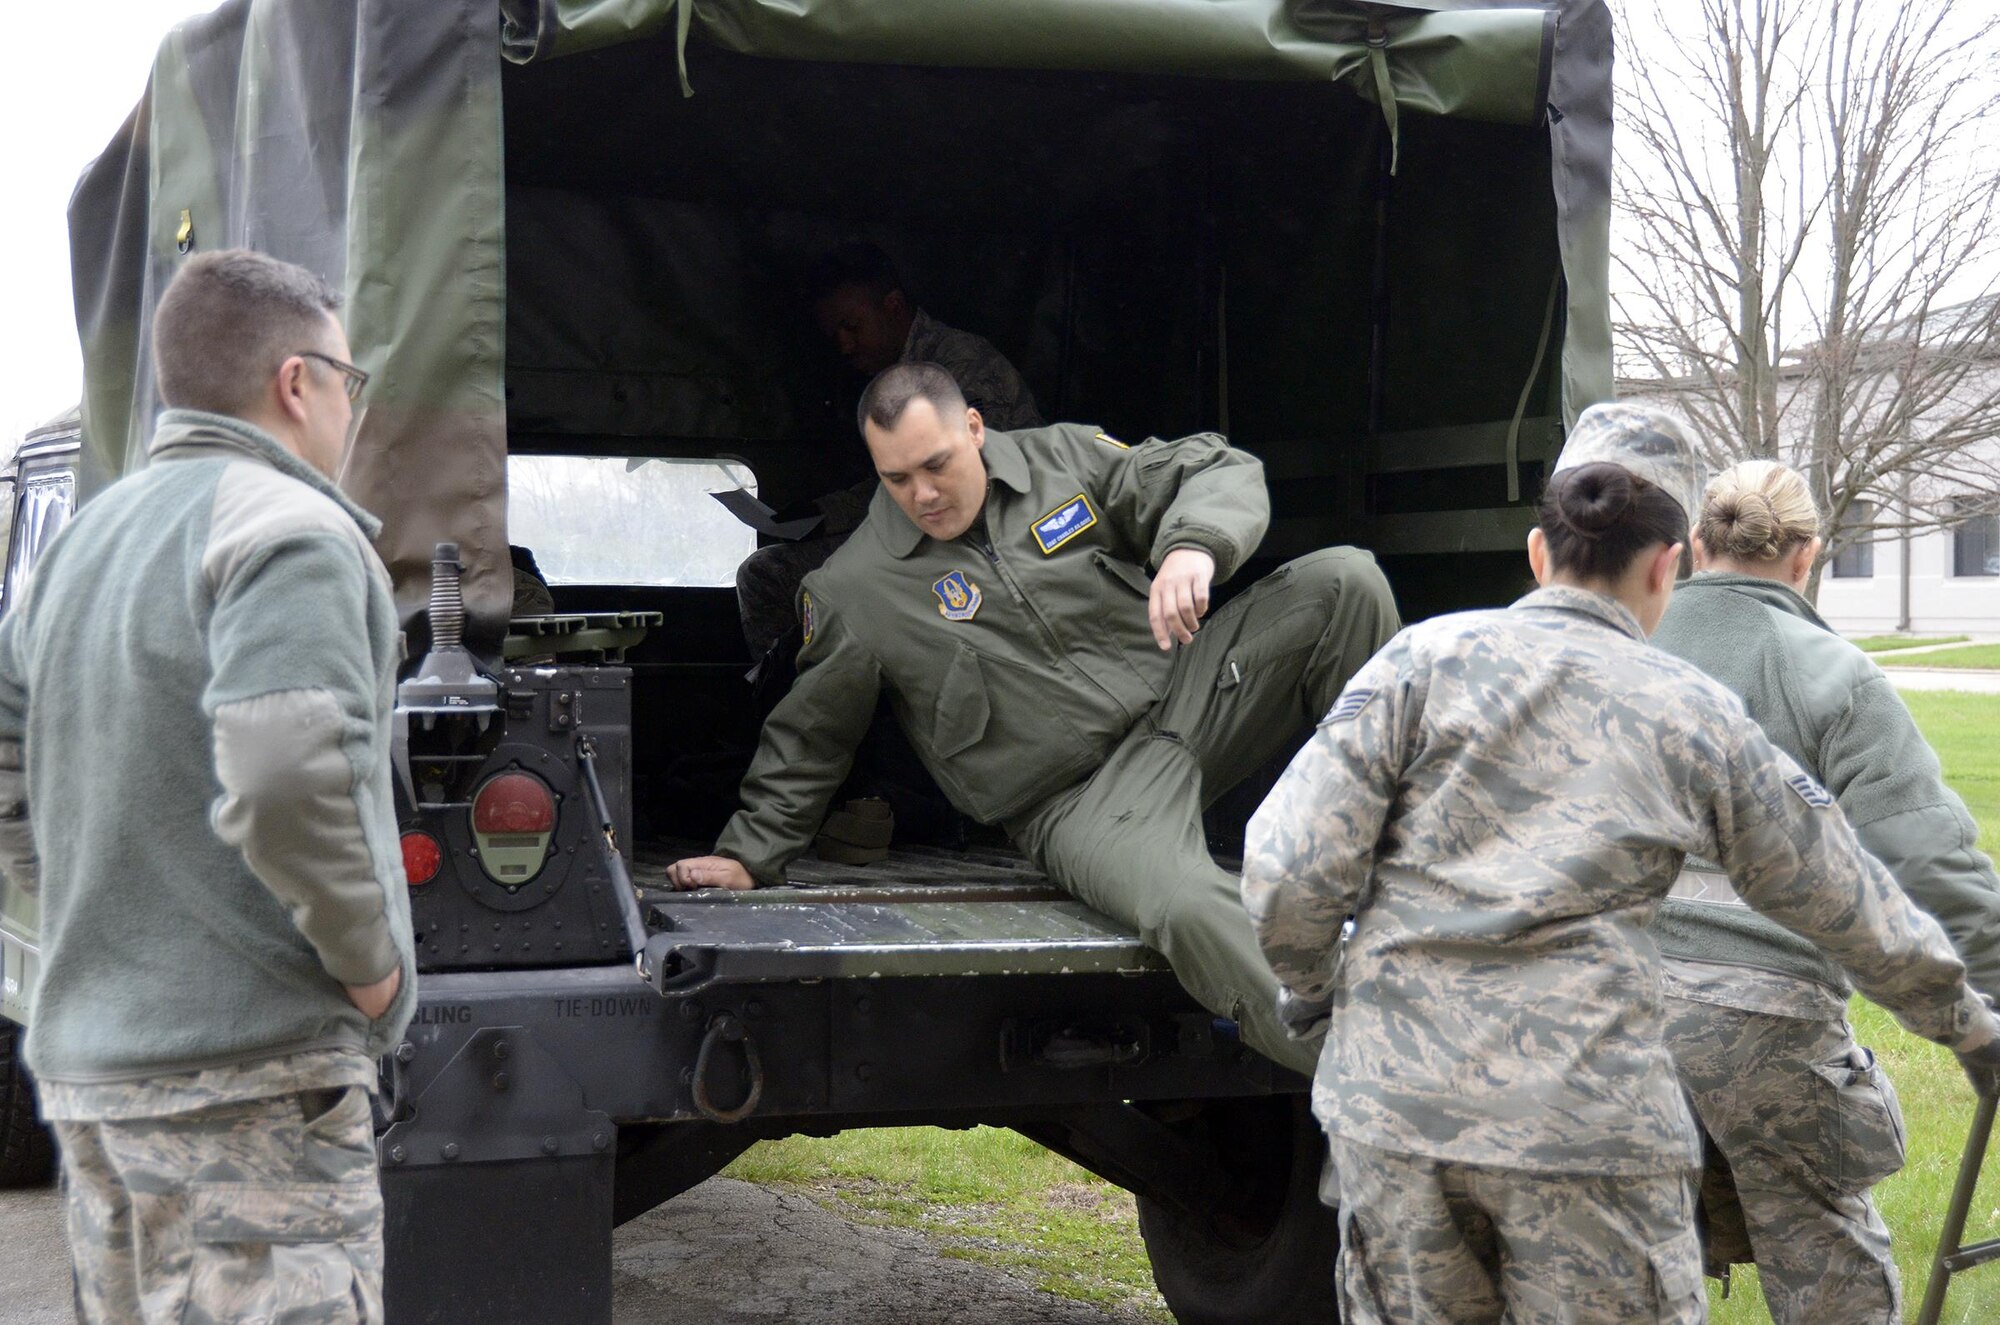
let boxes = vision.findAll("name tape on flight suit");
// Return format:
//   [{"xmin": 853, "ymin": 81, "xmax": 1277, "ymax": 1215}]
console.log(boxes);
[
  {"xmin": 1325, "ymin": 687, "xmax": 1379, "ymax": 723},
  {"xmin": 1033, "ymin": 494, "xmax": 1098, "ymax": 554},
  {"xmin": 1785, "ymin": 772, "xmax": 1835, "ymax": 809}
]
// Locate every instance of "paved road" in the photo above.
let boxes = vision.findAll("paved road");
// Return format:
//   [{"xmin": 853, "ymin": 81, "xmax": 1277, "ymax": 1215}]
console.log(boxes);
[
  {"xmin": 1881, "ymin": 666, "xmax": 2000, "ymax": 694},
  {"xmin": 0, "ymin": 1178, "xmax": 1137, "ymax": 1325}
]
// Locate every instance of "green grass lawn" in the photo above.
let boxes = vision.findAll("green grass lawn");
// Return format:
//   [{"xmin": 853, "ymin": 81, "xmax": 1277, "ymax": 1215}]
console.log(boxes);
[
  {"xmin": 1883, "ymin": 644, "xmax": 2000, "ymax": 670},
  {"xmin": 727, "ymin": 1126, "xmax": 1168, "ymax": 1317},
  {"xmin": 725, "ymin": 691, "xmax": 2000, "ymax": 1323},
  {"xmin": 1850, "ymin": 634, "xmax": 1971, "ymax": 654}
]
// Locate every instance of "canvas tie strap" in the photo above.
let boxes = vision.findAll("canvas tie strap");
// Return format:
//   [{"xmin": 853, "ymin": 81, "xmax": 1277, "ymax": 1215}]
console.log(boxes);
[{"xmin": 1364, "ymin": 20, "xmax": 1401, "ymax": 175}]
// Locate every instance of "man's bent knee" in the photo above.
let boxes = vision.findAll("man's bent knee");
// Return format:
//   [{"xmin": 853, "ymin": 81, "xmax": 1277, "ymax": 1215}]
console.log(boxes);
[{"xmin": 1274, "ymin": 548, "xmax": 1395, "ymax": 613}]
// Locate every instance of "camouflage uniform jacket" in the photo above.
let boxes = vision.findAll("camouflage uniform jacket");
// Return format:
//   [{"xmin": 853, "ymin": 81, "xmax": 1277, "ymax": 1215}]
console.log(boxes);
[
  {"xmin": 1243, "ymin": 585, "xmax": 1998, "ymax": 1176},
  {"xmin": 804, "ymin": 311, "xmax": 1044, "ymax": 540},
  {"xmin": 716, "ymin": 424, "xmax": 1267, "ymax": 883},
  {"xmin": 902, "ymin": 309, "xmax": 1043, "ymax": 433}
]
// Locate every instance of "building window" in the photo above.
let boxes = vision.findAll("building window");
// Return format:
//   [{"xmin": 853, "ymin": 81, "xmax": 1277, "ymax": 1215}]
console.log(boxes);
[
  {"xmin": 1829, "ymin": 502, "xmax": 1875, "ymax": 579},
  {"xmin": 1951, "ymin": 500, "xmax": 2000, "ymax": 578}
]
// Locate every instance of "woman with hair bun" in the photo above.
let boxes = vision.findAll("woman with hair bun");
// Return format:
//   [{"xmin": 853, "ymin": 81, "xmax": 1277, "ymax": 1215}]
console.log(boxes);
[
  {"xmin": 1650, "ymin": 460, "xmax": 2000, "ymax": 1323},
  {"xmin": 1242, "ymin": 404, "xmax": 2000, "ymax": 1325}
]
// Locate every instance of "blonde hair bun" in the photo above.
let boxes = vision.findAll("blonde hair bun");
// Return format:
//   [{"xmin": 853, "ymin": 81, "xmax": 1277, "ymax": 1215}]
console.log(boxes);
[{"xmin": 1698, "ymin": 461, "xmax": 1819, "ymax": 563}]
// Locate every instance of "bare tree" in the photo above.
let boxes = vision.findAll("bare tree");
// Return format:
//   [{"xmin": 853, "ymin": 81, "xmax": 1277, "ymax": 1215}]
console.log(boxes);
[{"xmin": 1613, "ymin": 0, "xmax": 2000, "ymax": 599}]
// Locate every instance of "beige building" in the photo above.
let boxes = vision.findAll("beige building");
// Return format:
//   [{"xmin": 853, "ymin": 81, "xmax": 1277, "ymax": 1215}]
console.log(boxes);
[{"xmin": 1621, "ymin": 297, "xmax": 2000, "ymax": 636}]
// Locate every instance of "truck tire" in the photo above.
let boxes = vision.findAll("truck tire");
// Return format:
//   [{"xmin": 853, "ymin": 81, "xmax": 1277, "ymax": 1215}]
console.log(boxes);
[
  {"xmin": 1137, "ymin": 1095, "xmax": 1339, "ymax": 1325},
  {"xmin": 0, "ymin": 1020, "xmax": 56, "ymax": 1188}
]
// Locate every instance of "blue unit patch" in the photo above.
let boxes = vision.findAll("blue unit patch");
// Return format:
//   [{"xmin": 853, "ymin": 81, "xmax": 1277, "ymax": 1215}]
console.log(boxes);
[
  {"xmin": 1786, "ymin": 772, "xmax": 1835, "ymax": 809},
  {"xmin": 1032, "ymin": 493, "xmax": 1098, "ymax": 554},
  {"xmin": 1325, "ymin": 687, "xmax": 1379, "ymax": 723},
  {"xmin": 932, "ymin": 570, "xmax": 983, "ymax": 622}
]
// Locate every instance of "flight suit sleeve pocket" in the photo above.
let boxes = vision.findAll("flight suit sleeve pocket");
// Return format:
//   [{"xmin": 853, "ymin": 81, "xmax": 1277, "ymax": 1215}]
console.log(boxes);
[
  {"xmin": 1810, "ymin": 1046, "xmax": 1907, "ymax": 1196},
  {"xmin": 931, "ymin": 646, "xmax": 992, "ymax": 758}
]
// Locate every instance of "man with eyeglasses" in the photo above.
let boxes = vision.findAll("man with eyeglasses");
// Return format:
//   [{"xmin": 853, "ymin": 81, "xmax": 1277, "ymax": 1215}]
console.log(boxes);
[{"xmin": 0, "ymin": 248, "xmax": 414, "ymax": 1323}]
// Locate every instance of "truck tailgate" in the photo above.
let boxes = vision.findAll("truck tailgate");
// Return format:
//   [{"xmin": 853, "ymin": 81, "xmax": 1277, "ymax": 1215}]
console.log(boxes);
[{"xmin": 633, "ymin": 843, "xmax": 1170, "ymax": 986}]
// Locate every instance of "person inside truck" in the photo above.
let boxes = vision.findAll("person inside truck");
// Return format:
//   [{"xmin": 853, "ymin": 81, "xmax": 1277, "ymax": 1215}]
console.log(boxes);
[
  {"xmin": 734, "ymin": 242, "xmax": 1044, "ymax": 663},
  {"xmin": 670, "ymin": 361, "xmax": 1399, "ymax": 1078},
  {"xmin": 1649, "ymin": 459, "xmax": 2000, "ymax": 1322},
  {"xmin": 1240, "ymin": 402, "xmax": 2000, "ymax": 1325}
]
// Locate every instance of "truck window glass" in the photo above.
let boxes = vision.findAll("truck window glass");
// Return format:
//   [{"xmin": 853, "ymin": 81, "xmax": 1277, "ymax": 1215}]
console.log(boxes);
[
  {"xmin": 3, "ymin": 469, "xmax": 77, "ymax": 612},
  {"xmin": 0, "ymin": 479, "xmax": 14, "ymax": 608},
  {"xmin": 507, "ymin": 454, "xmax": 757, "ymax": 587}
]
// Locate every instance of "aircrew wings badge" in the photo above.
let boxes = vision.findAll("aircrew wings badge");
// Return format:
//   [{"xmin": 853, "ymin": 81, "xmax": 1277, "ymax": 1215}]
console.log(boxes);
[
  {"xmin": 933, "ymin": 570, "xmax": 983, "ymax": 621},
  {"xmin": 1032, "ymin": 493, "xmax": 1098, "ymax": 554}
]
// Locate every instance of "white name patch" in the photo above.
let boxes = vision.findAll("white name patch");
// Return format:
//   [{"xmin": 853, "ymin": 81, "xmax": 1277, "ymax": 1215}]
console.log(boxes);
[{"xmin": 1032, "ymin": 494, "xmax": 1098, "ymax": 554}]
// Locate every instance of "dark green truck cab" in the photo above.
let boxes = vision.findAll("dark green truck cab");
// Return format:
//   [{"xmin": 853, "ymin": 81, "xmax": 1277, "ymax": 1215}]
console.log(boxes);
[{"xmin": 2, "ymin": 2, "xmax": 1615, "ymax": 1320}]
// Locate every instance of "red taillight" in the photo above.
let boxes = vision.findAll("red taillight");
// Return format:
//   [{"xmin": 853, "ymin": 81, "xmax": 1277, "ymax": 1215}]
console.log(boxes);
[
  {"xmin": 472, "ymin": 772, "xmax": 557, "ymax": 834},
  {"xmin": 401, "ymin": 830, "xmax": 442, "ymax": 886},
  {"xmin": 469, "ymin": 770, "xmax": 558, "ymax": 889}
]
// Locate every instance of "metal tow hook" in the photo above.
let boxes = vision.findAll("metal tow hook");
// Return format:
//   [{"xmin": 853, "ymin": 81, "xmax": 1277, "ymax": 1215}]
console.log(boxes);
[{"xmin": 690, "ymin": 1013, "xmax": 764, "ymax": 1125}]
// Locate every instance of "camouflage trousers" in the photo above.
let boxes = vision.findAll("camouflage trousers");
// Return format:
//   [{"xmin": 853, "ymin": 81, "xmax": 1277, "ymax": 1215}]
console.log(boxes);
[
  {"xmin": 54, "ymin": 1085, "xmax": 385, "ymax": 1325},
  {"xmin": 1009, "ymin": 549, "xmax": 1399, "ymax": 1078},
  {"xmin": 1664, "ymin": 996, "xmax": 1905, "ymax": 1323},
  {"xmin": 736, "ymin": 534, "xmax": 848, "ymax": 660},
  {"xmin": 1325, "ymin": 1136, "xmax": 1704, "ymax": 1325}
]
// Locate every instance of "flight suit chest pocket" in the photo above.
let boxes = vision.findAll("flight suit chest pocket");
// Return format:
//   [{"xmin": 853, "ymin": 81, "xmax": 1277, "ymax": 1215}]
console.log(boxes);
[
  {"xmin": 1092, "ymin": 550, "xmax": 1154, "ymax": 604},
  {"xmin": 932, "ymin": 645, "xmax": 992, "ymax": 758}
]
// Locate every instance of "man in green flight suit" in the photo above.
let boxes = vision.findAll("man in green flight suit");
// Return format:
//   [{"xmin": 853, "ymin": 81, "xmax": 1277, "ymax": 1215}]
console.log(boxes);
[{"xmin": 669, "ymin": 362, "xmax": 1399, "ymax": 1073}]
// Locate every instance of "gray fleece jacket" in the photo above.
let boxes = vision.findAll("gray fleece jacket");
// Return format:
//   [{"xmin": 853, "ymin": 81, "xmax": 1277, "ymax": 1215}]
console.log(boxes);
[
  {"xmin": 0, "ymin": 411, "xmax": 416, "ymax": 1084},
  {"xmin": 1649, "ymin": 572, "xmax": 2000, "ymax": 1004}
]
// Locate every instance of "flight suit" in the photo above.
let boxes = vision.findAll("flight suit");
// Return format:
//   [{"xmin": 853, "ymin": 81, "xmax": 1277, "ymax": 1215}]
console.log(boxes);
[{"xmin": 715, "ymin": 424, "xmax": 1399, "ymax": 1074}]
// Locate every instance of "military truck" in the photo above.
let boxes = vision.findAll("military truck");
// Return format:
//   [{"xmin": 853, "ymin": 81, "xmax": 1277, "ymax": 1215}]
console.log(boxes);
[{"xmin": 1, "ymin": 1, "xmax": 1615, "ymax": 1320}]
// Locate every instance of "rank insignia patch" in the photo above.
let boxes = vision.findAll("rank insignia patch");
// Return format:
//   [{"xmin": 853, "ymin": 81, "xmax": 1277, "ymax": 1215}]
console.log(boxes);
[
  {"xmin": 1094, "ymin": 431, "xmax": 1129, "ymax": 449},
  {"xmin": 1325, "ymin": 687, "xmax": 1378, "ymax": 723},
  {"xmin": 933, "ymin": 570, "xmax": 983, "ymax": 621},
  {"xmin": 1785, "ymin": 772, "xmax": 1835, "ymax": 809},
  {"xmin": 1032, "ymin": 493, "xmax": 1098, "ymax": 554},
  {"xmin": 800, "ymin": 590, "xmax": 815, "ymax": 646}
]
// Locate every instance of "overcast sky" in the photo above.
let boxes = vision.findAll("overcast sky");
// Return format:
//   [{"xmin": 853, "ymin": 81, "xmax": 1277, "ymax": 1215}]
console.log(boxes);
[
  {"xmin": 0, "ymin": 2, "xmax": 221, "ymax": 445},
  {"xmin": 0, "ymin": 1, "xmax": 1991, "ymax": 450}
]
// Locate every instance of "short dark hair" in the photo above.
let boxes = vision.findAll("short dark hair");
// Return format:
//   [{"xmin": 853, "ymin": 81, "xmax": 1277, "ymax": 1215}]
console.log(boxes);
[
  {"xmin": 857, "ymin": 362, "xmax": 967, "ymax": 436},
  {"xmin": 810, "ymin": 241, "xmax": 905, "ymax": 304},
  {"xmin": 152, "ymin": 249, "xmax": 344, "ymax": 415},
  {"xmin": 1537, "ymin": 462, "xmax": 1688, "ymax": 581}
]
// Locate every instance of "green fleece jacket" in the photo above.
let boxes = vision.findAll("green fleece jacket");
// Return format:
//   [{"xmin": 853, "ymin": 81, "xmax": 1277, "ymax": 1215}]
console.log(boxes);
[
  {"xmin": 0, "ymin": 411, "xmax": 417, "ymax": 1084},
  {"xmin": 1649, "ymin": 572, "xmax": 2000, "ymax": 1003}
]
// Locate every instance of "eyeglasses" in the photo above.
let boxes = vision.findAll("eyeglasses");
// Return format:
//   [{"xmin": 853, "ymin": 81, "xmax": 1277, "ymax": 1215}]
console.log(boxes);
[{"xmin": 297, "ymin": 350, "xmax": 370, "ymax": 403}]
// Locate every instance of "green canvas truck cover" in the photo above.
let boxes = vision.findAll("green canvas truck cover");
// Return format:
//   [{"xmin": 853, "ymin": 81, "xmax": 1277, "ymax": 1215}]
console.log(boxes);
[{"xmin": 67, "ymin": 0, "xmax": 1613, "ymax": 643}]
